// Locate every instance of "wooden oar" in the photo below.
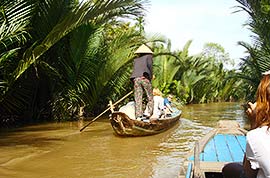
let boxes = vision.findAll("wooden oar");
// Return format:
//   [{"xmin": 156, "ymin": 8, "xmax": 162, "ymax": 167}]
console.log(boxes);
[{"xmin": 79, "ymin": 91, "xmax": 133, "ymax": 132}]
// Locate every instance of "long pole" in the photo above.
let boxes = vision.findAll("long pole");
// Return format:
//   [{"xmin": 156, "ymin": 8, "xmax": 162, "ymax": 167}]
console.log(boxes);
[{"xmin": 80, "ymin": 91, "xmax": 133, "ymax": 132}]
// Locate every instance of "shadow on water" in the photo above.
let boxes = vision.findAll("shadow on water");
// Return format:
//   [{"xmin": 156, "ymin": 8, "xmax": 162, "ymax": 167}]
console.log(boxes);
[
  {"xmin": 0, "ymin": 122, "xmax": 80, "ymax": 147},
  {"xmin": 0, "ymin": 102, "xmax": 248, "ymax": 178}
]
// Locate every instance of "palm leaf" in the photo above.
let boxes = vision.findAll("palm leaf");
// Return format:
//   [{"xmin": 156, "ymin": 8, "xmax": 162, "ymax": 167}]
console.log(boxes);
[
  {"xmin": 12, "ymin": 0, "xmax": 148, "ymax": 82},
  {"xmin": 0, "ymin": 0, "xmax": 32, "ymax": 50}
]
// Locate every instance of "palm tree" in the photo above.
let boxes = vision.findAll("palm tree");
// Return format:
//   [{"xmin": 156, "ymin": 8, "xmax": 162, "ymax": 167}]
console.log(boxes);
[
  {"xmin": 235, "ymin": 0, "xmax": 270, "ymax": 99},
  {"xmin": 0, "ymin": 0, "xmax": 149, "ymax": 123},
  {"xmin": 0, "ymin": 0, "xmax": 33, "ymax": 119},
  {"xmin": 51, "ymin": 22, "xmax": 145, "ymax": 120}
]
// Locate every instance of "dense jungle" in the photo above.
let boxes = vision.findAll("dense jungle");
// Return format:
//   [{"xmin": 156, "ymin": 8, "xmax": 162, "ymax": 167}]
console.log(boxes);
[{"xmin": 1, "ymin": 0, "xmax": 270, "ymax": 128}]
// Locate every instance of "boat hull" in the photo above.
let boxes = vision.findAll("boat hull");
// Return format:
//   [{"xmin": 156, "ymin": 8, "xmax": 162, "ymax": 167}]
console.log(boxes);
[{"xmin": 109, "ymin": 109, "xmax": 181, "ymax": 137}]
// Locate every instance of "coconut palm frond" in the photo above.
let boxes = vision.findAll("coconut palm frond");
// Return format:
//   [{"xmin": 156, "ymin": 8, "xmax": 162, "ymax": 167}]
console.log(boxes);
[
  {"xmin": 95, "ymin": 25, "xmax": 143, "ymax": 97},
  {"xmin": 237, "ymin": 41, "xmax": 267, "ymax": 87},
  {"xmin": 0, "ymin": 0, "xmax": 32, "ymax": 50},
  {"xmin": 12, "ymin": 0, "xmax": 148, "ymax": 83}
]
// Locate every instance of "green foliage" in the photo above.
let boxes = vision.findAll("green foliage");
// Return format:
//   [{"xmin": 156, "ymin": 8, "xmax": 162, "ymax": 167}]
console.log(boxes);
[
  {"xmin": 151, "ymin": 39, "xmax": 244, "ymax": 104},
  {"xmin": 2, "ymin": 0, "xmax": 262, "ymax": 126},
  {"xmin": 0, "ymin": 0, "xmax": 33, "ymax": 116},
  {"xmin": 235, "ymin": 0, "xmax": 270, "ymax": 100},
  {"xmin": 202, "ymin": 42, "xmax": 233, "ymax": 68},
  {"xmin": 0, "ymin": 0, "xmax": 149, "ymax": 124}
]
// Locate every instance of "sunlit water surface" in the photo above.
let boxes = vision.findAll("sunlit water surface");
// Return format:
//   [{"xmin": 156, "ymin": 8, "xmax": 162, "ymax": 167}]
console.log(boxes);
[{"xmin": 0, "ymin": 102, "xmax": 248, "ymax": 178}]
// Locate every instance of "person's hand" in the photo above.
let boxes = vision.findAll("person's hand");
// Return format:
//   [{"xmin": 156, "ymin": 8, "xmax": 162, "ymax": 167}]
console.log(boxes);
[
  {"xmin": 246, "ymin": 102, "xmax": 256, "ymax": 116},
  {"xmin": 246, "ymin": 102, "xmax": 256, "ymax": 129}
]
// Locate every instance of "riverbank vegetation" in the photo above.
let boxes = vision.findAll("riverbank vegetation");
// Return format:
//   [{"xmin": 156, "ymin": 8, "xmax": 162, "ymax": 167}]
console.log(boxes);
[{"xmin": 0, "ymin": 0, "xmax": 269, "ymax": 127}]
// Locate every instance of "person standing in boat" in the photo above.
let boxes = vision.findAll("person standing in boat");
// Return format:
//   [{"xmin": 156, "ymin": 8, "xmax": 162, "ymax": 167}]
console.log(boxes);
[
  {"xmin": 222, "ymin": 70, "xmax": 270, "ymax": 178},
  {"xmin": 130, "ymin": 44, "xmax": 154, "ymax": 121}
]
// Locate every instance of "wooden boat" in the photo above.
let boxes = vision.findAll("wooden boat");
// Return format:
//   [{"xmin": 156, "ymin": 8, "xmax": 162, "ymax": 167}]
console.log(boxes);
[
  {"xmin": 179, "ymin": 120, "xmax": 248, "ymax": 178},
  {"xmin": 109, "ymin": 108, "xmax": 182, "ymax": 137}
]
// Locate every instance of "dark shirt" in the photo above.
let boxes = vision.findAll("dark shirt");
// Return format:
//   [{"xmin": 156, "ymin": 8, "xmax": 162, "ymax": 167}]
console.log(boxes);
[{"xmin": 130, "ymin": 54, "xmax": 153, "ymax": 81}]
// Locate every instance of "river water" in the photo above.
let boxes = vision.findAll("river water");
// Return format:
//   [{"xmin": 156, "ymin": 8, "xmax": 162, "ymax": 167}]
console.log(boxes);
[{"xmin": 0, "ymin": 102, "xmax": 248, "ymax": 178}]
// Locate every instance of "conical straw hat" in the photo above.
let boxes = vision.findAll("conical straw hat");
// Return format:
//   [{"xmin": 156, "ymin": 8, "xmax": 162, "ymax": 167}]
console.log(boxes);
[{"xmin": 135, "ymin": 44, "xmax": 153, "ymax": 54}]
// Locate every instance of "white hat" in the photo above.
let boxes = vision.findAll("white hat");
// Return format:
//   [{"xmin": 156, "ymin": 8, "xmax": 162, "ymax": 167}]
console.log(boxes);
[
  {"xmin": 262, "ymin": 70, "xmax": 270, "ymax": 75},
  {"xmin": 135, "ymin": 44, "xmax": 153, "ymax": 54}
]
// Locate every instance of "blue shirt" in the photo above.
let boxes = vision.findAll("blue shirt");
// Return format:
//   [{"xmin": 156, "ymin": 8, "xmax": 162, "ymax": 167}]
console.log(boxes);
[{"xmin": 164, "ymin": 98, "xmax": 171, "ymax": 106}]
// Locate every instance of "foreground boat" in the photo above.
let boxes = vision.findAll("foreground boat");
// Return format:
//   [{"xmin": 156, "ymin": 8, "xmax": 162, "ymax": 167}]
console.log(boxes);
[
  {"xmin": 179, "ymin": 120, "xmax": 248, "ymax": 178},
  {"xmin": 109, "ymin": 107, "xmax": 181, "ymax": 137}
]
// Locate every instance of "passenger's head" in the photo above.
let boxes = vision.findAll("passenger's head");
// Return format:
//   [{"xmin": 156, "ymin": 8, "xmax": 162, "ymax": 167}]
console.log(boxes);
[
  {"xmin": 255, "ymin": 71, "xmax": 270, "ymax": 128},
  {"xmin": 167, "ymin": 94, "xmax": 173, "ymax": 101},
  {"xmin": 153, "ymin": 88, "xmax": 162, "ymax": 96}
]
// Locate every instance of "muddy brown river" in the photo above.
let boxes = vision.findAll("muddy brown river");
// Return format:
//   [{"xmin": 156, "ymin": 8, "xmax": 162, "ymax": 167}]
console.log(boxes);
[{"xmin": 0, "ymin": 102, "xmax": 248, "ymax": 178}]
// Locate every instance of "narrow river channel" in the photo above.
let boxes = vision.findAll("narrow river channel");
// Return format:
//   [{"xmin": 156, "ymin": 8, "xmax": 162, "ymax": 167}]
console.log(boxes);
[{"xmin": 0, "ymin": 102, "xmax": 248, "ymax": 178}]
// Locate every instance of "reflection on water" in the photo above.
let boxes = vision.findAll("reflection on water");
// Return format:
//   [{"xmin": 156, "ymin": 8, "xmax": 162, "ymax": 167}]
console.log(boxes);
[{"xmin": 0, "ymin": 102, "xmax": 248, "ymax": 178}]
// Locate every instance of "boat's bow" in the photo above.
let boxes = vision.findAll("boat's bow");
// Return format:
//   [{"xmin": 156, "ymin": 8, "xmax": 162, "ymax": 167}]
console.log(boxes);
[{"xmin": 182, "ymin": 120, "xmax": 247, "ymax": 178}]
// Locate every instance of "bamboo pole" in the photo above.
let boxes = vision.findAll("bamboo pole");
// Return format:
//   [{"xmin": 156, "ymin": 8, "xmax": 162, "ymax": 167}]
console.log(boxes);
[{"xmin": 79, "ymin": 91, "xmax": 133, "ymax": 132}]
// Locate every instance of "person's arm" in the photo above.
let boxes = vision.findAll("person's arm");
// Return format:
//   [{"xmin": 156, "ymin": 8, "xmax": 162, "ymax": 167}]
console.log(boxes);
[
  {"xmin": 166, "ymin": 103, "xmax": 173, "ymax": 112},
  {"xmin": 243, "ymin": 155, "xmax": 258, "ymax": 178},
  {"xmin": 147, "ymin": 55, "xmax": 153, "ymax": 80},
  {"xmin": 164, "ymin": 101, "xmax": 173, "ymax": 112}
]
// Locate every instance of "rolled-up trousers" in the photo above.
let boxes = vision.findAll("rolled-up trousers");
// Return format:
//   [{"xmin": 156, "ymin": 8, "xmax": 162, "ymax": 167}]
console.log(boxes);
[{"xmin": 133, "ymin": 77, "xmax": 153, "ymax": 118}]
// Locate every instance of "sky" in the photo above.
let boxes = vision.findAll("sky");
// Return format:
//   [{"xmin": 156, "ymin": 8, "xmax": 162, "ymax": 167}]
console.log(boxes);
[{"xmin": 144, "ymin": 0, "xmax": 253, "ymax": 62}]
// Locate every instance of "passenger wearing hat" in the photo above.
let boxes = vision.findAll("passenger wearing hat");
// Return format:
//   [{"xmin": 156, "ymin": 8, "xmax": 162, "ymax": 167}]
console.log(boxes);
[{"xmin": 130, "ymin": 44, "xmax": 154, "ymax": 121}]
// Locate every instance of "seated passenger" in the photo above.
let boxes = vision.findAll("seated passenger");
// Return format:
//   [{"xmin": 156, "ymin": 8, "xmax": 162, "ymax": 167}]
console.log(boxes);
[
  {"xmin": 149, "ymin": 88, "xmax": 164, "ymax": 119},
  {"xmin": 119, "ymin": 101, "xmax": 136, "ymax": 120},
  {"xmin": 164, "ymin": 94, "xmax": 173, "ymax": 116}
]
